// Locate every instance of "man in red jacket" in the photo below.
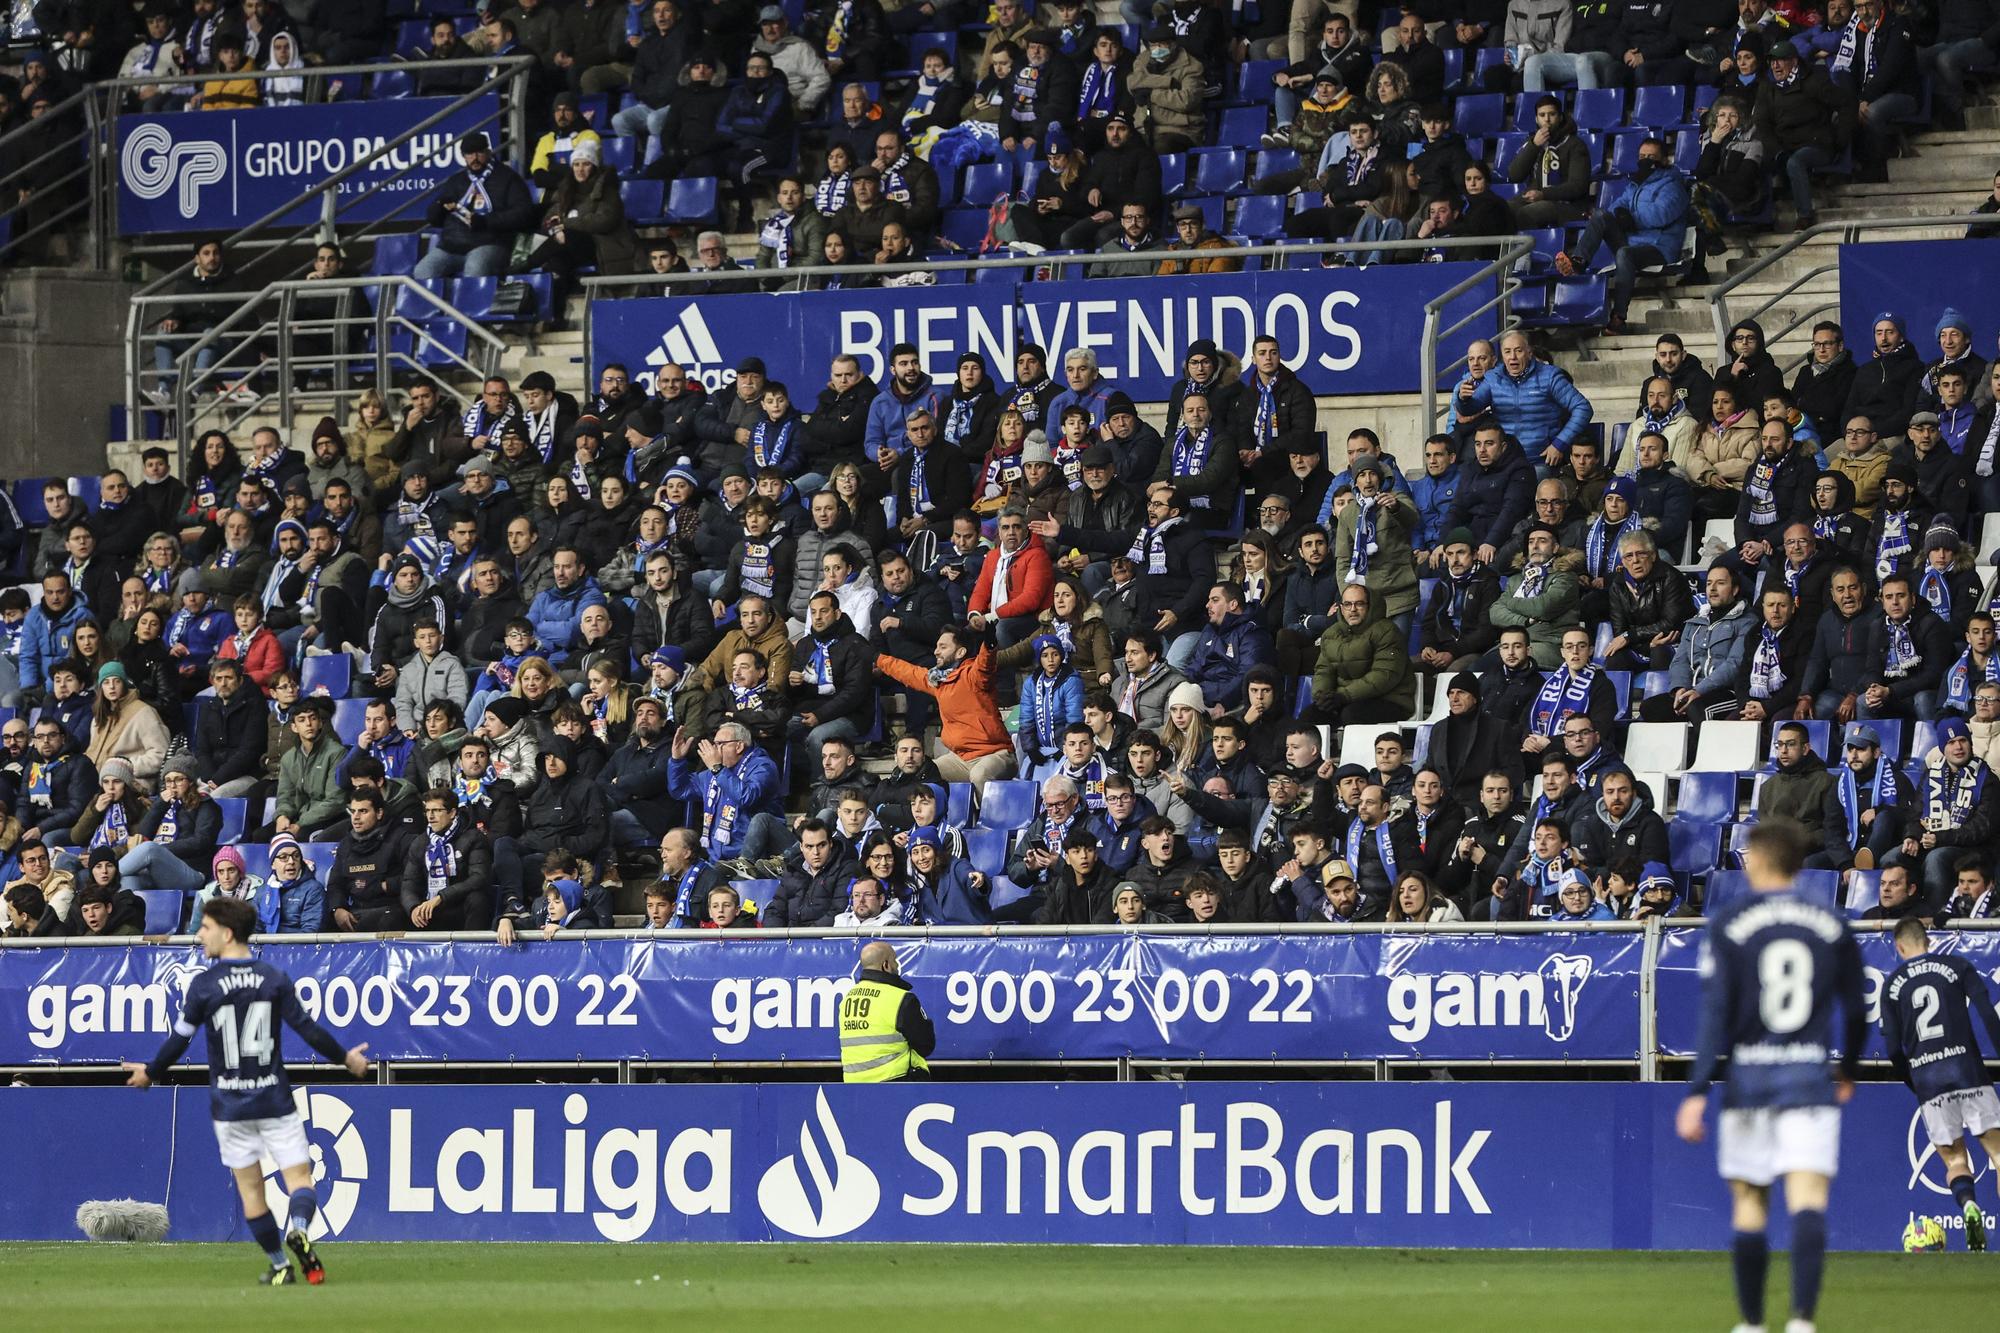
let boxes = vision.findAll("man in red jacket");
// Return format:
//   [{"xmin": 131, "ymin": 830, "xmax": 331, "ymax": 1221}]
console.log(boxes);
[{"xmin": 967, "ymin": 508, "xmax": 1054, "ymax": 647}]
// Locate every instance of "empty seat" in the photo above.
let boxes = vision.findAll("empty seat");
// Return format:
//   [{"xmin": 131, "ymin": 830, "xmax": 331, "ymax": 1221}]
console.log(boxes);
[
  {"xmin": 370, "ymin": 233, "xmax": 420, "ymax": 277},
  {"xmin": 330, "ymin": 697, "xmax": 370, "ymax": 746},
  {"xmin": 940, "ymin": 207, "xmax": 990, "ymax": 251},
  {"xmin": 1236, "ymin": 59, "xmax": 1287, "ymax": 103},
  {"xmin": 369, "ymin": 68, "xmax": 416, "ymax": 99},
  {"xmin": 1845, "ymin": 869, "xmax": 1882, "ymax": 916},
  {"xmin": 975, "ymin": 779, "xmax": 1038, "ymax": 831},
  {"xmin": 619, "ymin": 178, "xmax": 666, "ymax": 224},
  {"xmin": 959, "ymin": 161, "xmax": 1011, "ymax": 208},
  {"xmin": 1233, "ymin": 194, "xmax": 1286, "ymax": 238},
  {"xmin": 1703, "ymin": 869, "xmax": 1749, "ymax": 916},
  {"xmin": 1453, "ymin": 93, "xmax": 1503, "ymax": 138},
  {"xmin": 135, "ymin": 888, "xmax": 183, "ymax": 935},
  {"xmin": 1572, "ymin": 86, "xmax": 1625, "ymax": 130},
  {"xmin": 1676, "ymin": 771, "xmax": 1737, "ymax": 823},
  {"xmin": 1216, "ymin": 106, "xmax": 1266, "ymax": 146},
  {"xmin": 664, "ymin": 176, "xmax": 718, "ymax": 225},
  {"xmin": 1158, "ymin": 151, "xmax": 1190, "ymax": 196},
  {"xmin": 1632, "ymin": 83, "xmax": 1688, "ymax": 129},
  {"xmin": 215, "ymin": 797, "xmax": 248, "ymax": 846},
  {"xmin": 1668, "ymin": 818, "xmax": 1723, "ymax": 875},
  {"xmin": 1624, "ymin": 721, "xmax": 1689, "ymax": 772},
  {"xmin": 733, "ymin": 879, "xmax": 780, "ymax": 914},
  {"xmin": 300, "ymin": 651, "xmax": 352, "ymax": 698},
  {"xmin": 963, "ymin": 826, "xmax": 1010, "ymax": 878},
  {"xmin": 1546, "ymin": 274, "xmax": 1607, "ymax": 327},
  {"xmin": 1689, "ymin": 720, "xmax": 1763, "ymax": 772},
  {"xmin": 946, "ymin": 782, "xmax": 974, "ymax": 828},
  {"xmin": 1190, "ymin": 148, "xmax": 1248, "ymax": 196},
  {"xmin": 598, "ymin": 136, "xmax": 638, "ymax": 175}
]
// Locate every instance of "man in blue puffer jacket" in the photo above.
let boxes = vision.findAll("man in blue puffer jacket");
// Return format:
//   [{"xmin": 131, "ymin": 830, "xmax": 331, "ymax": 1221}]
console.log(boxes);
[
  {"xmin": 18, "ymin": 570, "xmax": 90, "ymax": 697},
  {"xmin": 1185, "ymin": 583, "xmax": 1274, "ymax": 709},
  {"xmin": 666, "ymin": 721, "xmax": 788, "ymax": 867},
  {"xmin": 1456, "ymin": 331, "xmax": 1594, "ymax": 469},
  {"xmin": 525, "ymin": 547, "xmax": 609, "ymax": 668},
  {"xmin": 1553, "ymin": 137, "xmax": 1694, "ymax": 333},
  {"xmin": 1407, "ymin": 434, "xmax": 1462, "ymax": 556}
]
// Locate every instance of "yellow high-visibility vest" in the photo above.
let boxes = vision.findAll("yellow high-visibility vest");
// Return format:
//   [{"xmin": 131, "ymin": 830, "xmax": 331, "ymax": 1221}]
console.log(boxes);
[{"xmin": 839, "ymin": 978, "xmax": 928, "ymax": 1082}]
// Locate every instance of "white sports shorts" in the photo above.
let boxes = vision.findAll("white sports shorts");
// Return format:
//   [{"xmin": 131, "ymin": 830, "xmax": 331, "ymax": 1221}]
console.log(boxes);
[
  {"xmin": 1717, "ymin": 1105, "xmax": 1841, "ymax": 1186},
  {"xmin": 1920, "ymin": 1086, "xmax": 2000, "ymax": 1148},
  {"xmin": 213, "ymin": 1111, "xmax": 312, "ymax": 1171}
]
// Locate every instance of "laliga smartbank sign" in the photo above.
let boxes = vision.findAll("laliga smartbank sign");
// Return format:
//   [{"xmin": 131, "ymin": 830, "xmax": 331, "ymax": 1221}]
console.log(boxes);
[{"xmin": 266, "ymin": 1084, "xmax": 1526, "ymax": 1246}]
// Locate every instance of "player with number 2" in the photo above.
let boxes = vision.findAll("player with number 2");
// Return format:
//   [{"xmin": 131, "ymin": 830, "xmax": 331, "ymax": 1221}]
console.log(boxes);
[
  {"xmin": 1677, "ymin": 820, "xmax": 1867, "ymax": 1333},
  {"xmin": 125, "ymin": 897, "xmax": 372, "ymax": 1286}
]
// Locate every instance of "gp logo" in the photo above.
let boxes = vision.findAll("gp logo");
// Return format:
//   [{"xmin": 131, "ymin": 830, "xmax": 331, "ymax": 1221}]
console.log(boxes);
[{"xmin": 121, "ymin": 123, "xmax": 227, "ymax": 219}]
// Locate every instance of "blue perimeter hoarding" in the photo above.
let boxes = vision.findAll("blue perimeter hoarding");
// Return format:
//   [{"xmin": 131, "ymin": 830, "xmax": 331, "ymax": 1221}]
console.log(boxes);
[
  {"xmin": 116, "ymin": 96, "xmax": 500, "ymax": 235},
  {"xmin": 1839, "ymin": 239, "xmax": 2000, "ymax": 363},
  {"xmin": 0, "ymin": 1082, "xmax": 1976, "ymax": 1250},
  {"xmin": 589, "ymin": 263, "xmax": 1501, "ymax": 400}
]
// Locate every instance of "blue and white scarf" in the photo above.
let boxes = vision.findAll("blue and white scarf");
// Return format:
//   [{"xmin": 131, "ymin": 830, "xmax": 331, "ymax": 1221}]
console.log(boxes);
[
  {"xmin": 1251, "ymin": 376, "xmax": 1279, "ymax": 446},
  {"xmin": 1744, "ymin": 456, "xmax": 1781, "ymax": 527},
  {"xmin": 1348, "ymin": 494, "xmax": 1380, "ymax": 581},
  {"xmin": 739, "ymin": 539, "xmax": 778, "ymax": 598},
  {"xmin": 1838, "ymin": 755, "xmax": 1898, "ymax": 851},
  {"xmin": 424, "ymin": 816, "xmax": 460, "ymax": 895},
  {"xmin": 1028, "ymin": 667, "xmax": 1072, "ymax": 753},
  {"xmin": 1513, "ymin": 561, "xmax": 1550, "ymax": 599},
  {"xmin": 1530, "ymin": 666, "xmax": 1595, "ymax": 737},
  {"xmin": 1883, "ymin": 615, "xmax": 1919, "ymax": 678},
  {"xmin": 1583, "ymin": 511, "xmax": 1637, "ymax": 578},
  {"xmin": 1077, "ymin": 60, "xmax": 1119, "ymax": 119},
  {"xmin": 1925, "ymin": 755, "xmax": 1988, "ymax": 829},
  {"xmin": 1126, "ymin": 515, "xmax": 1183, "ymax": 575},
  {"xmin": 1345, "ymin": 819, "xmax": 1398, "ymax": 885},
  {"xmin": 759, "ymin": 209, "xmax": 797, "ymax": 268},
  {"xmin": 1170, "ymin": 425, "xmax": 1215, "ymax": 508},
  {"xmin": 1875, "ymin": 508, "xmax": 1914, "ymax": 580},
  {"xmin": 749, "ymin": 417, "xmax": 797, "ymax": 471},
  {"xmin": 1443, "ymin": 565, "xmax": 1483, "ymax": 632},
  {"xmin": 1944, "ymin": 647, "xmax": 2000, "ymax": 713},
  {"xmin": 1918, "ymin": 565, "xmax": 1957, "ymax": 622},
  {"xmin": 1747, "ymin": 625, "xmax": 1787, "ymax": 699},
  {"xmin": 814, "ymin": 170, "xmax": 850, "ymax": 216}
]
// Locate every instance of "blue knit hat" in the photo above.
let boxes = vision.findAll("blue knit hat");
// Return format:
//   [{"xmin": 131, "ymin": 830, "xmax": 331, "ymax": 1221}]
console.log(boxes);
[
  {"xmin": 1604, "ymin": 476, "xmax": 1637, "ymax": 504},
  {"xmin": 1936, "ymin": 307, "xmax": 1973, "ymax": 339},
  {"xmin": 1873, "ymin": 310, "xmax": 1906, "ymax": 337}
]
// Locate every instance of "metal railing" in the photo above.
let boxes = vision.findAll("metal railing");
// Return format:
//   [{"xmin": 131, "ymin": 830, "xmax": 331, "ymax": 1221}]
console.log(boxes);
[
  {"xmin": 0, "ymin": 86, "xmax": 108, "ymax": 267},
  {"xmin": 0, "ymin": 56, "xmax": 530, "ymax": 276},
  {"xmin": 580, "ymin": 233, "xmax": 1523, "ymax": 402},
  {"xmin": 125, "ymin": 274, "xmax": 507, "ymax": 461},
  {"xmin": 1707, "ymin": 212, "xmax": 1976, "ymax": 372}
]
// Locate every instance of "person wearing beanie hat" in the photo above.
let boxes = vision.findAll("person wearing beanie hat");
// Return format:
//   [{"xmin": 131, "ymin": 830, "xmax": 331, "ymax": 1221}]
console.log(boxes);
[
  {"xmin": 1921, "ymin": 308, "xmax": 1987, "ymax": 414},
  {"xmin": 1333, "ymin": 451, "xmax": 1420, "ymax": 623},
  {"xmin": 1904, "ymin": 710, "xmax": 1999, "ymax": 902},
  {"xmin": 1488, "ymin": 523, "xmax": 1583, "ymax": 670},
  {"xmin": 1417, "ymin": 521, "xmax": 1506, "ymax": 672},
  {"xmin": 1424, "ymin": 666, "xmax": 1518, "ymax": 809},
  {"xmin": 1843, "ymin": 310, "xmax": 1925, "ymax": 441},
  {"xmin": 118, "ymin": 755, "xmax": 223, "ymax": 894},
  {"xmin": 1864, "ymin": 456, "xmax": 1937, "ymax": 584},
  {"xmin": 264, "ymin": 830, "xmax": 328, "ymax": 933}
]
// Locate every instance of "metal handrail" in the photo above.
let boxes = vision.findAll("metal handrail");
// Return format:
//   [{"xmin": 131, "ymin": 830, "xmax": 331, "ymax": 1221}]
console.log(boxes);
[
  {"xmin": 580, "ymin": 233, "xmax": 1520, "ymax": 398},
  {"xmin": 1707, "ymin": 212, "xmax": 1977, "ymax": 371},
  {"xmin": 0, "ymin": 86, "xmax": 106, "ymax": 265},
  {"xmin": 126, "ymin": 275, "xmax": 506, "ymax": 462},
  {"xmin": 1420, "ymin": 235, "xmax": 1531, "ymax": 430}
]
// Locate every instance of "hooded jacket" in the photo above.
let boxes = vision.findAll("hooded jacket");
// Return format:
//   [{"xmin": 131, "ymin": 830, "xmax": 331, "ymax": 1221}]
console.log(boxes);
[
  {"xmin": 518, "ymin": 740, "xmax": 611, "ymax": 865},
  {"xmin": 525, "ymin": 573, "xmax": 610, "ymax": 663},
  {"xmin": 876, "ymin": 640, "xmax": 1012, "ymax": 761},
  {"xmin": 1311, "ymin": 601, "xmax": 1416, "ymax": 716},
  {"xmin": 1668, "ymin": 594, "xmax": 1754, "ymax": 696},
  {"xmin": 1569, "ymin": 791, "xmax": 1669, "ymax": 871},
  {"xmin": 864, "ymin": 372, "xmax": 950, "ymax": 459},
  {"xmin": 1756, "ymin": 748, "xmax": 1848, "ymax": 862}
]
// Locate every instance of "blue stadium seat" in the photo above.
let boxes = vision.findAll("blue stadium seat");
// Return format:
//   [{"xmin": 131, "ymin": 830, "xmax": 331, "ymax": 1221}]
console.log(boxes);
[
  {"xmin": 1179, "ymin": 195, "xmax": 1225, "ymax": 233},
  {"xmin": 1846, "ymin": 869, "xmax": 1882, "ymax": 917},
  {"xmin": 1472, "ymin": 46, "xmax": 1508, "ymax": 85},
  {"xmin": 578, "ymin": 93, "xmax": 610, "ymax": 128},
  {"xmin": 1520, "ymin": 225, "xmax": 1564, "ymax": 274},
  {"xmin": 1668, "ymin": 819, "xmax": 1723, "ymax": 876},
  {"xmin": 450, "ymin": 275, "xmax": 498, "ymax": 319},
  {"xmin": 1795, "ymin": 869, "xmax": 1841, "ymax": 908},
  {"xmin": 1453, "ymin": 93, "xmax": 1503, "ymax": 138},
  {"xmin": 1703, "ymin": 870, "xmax": 1748, "ymax": 915},
  {"xmin": 940, "ymin": 207, "xmax": 990, "ymax": 251},
  {"xmin": 1691, "ymin": 85, "xmax": 1720, "ymax": 116},
  {"xmin": 1676, "ymin": 771, "xmax": 1736, "ymax": 823},
  {"xmin": 946, "ymin": 782, "xmax": 974, "ymax": 827},
  {"xmin": 1236, "ymin": 59, "xmax": 1286, "ymax": 103},
  {"xmin": 371, "ymin": 233, "xmax": 419, "ymax": 276},
  {"xmin": 1513, "ymin": 94, "xmax": 1557, "ymax": 131},
  {"xmin": 1872, "ymin": 718, "xmax": 1905, "ymax": 759},
  {"xmin": 1573, "ymin": 87, "xmax": 1625, "ymax": 130},
  {"xmin": 976, "ymin": 779, "xmax": 1037, "ymax": 832},
  {"xmin": 599, "ymin": 136, "xmax": 638, "ymax": 175},
  {"xmin": 1233, "ymin": 194, "xmax": 1286, "ymax": 239},
  {"xmin": 417, "ymin": 321, "xmax": 471, "ymax": 368},
  {"xmin": 215, "ymin": 797, "xmax": 248, "ymax": 847},
  {"xmin": 302, "ymin": 844, "xmax": 336, "ymax": 884},
  {"xmin": 1909, "ymin": 719, "xmax": 1939, "ymax": 760},
  {"xmin": 963, "ymin": 826, "xmax": 1010, "ymax": 878},
  {"xmin": 665, "ymin": 176, "xmax": 719, "ymax": 225},
  {"xmin": 236, "ymin": 843, "xmax": 272, "ymax": 882},
  {"xmin": 11, "ymin": 478, "xmax": 51, "ymax": 527},
  {"xmin": 1547, "ymin": 274, "xmax": 1607, "ymax": 326},
  {"xmin": 331, "ymin": 697, "xmax": 370, "ymax": 746},
  {"xmin": 1019, "ymin": 161, "xmax": 1045, "ymax": 197},
  {"xmin": 1632, "ymin": 83, "xmax": 1688, "ymax": 129},
  {"xmin": 619, "ymin": 179, "xmax": 666, "ymax": 225},
  {"xmin": 134, "ymin": 889, "xmax": 184, "ymax": 935},
  {"xmin": 1158, "ymin": 151, "xmax": 1190, "ymax": 197},
  {"xmin": 1191, "ymin": 148, "xmax": 1247, "ymax": 197},
  {"xmin": 960, "ymin": 161, "xmax": 1011, "ymax": 207},
  {"xmin": 1762, "ymin": 720, "xmax": 1830, "ymax": 769},
  {"xmin": 1216, "ymin": 106, "xmax": 1266, "ymax": 147},
  {"xmin": 1255, "ymin": 147, "xmax": 1300, "ymax": 177},
  {"xmin": 393, "ymin": 277, "xmax": 450, "ymax": 323},
  {"xmin": 734, "ymin": 879, "xmax": 780, "ymax": 916},
  {"xmin": 1440, "ymin": 46, "xmax": 1465, "ymax": 91},
  {"xmin": 370, "ymin": 68, "xmax": 416, "ymax": 99},
  {"xmin": 300, "ymin": 651, "xmax": 352, "ymax": 698},
  {"xmin": 1605, "ymin": 128, "xmax": 1647, "ymax": 178}
]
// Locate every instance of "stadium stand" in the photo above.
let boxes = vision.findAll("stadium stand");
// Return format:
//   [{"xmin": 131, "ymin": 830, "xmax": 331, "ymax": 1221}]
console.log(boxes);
[{"xmin": 0, "ymin": 0, "xmax": 1998, "ymax": 951}]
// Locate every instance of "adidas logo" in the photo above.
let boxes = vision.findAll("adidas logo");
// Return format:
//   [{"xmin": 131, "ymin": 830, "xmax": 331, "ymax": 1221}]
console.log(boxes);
[{"xmin": 644, "ymin": 304, "xmax": 736, "ymax": 393}]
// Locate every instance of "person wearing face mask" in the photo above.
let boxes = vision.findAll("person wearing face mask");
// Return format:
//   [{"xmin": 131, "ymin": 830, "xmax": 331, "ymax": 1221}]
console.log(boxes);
[
  {"xmin": 1550, "ymin": 138, "xmax": 1694, "ymax": 330},
  {"xmin": 1128, "ymin": 23, "xmax": 1205, "ymax": 152}
]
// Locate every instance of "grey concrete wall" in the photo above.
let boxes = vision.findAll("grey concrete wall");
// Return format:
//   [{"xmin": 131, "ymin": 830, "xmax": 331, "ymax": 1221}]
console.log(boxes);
[{"xmin": 0, "ymin": 270, "xmax": 134, "ymax": 478}]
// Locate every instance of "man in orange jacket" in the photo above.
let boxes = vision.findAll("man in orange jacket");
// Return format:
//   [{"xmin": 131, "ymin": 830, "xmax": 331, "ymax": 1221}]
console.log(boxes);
[{"xmin": 874, "ymin": 626, "xmax": 1017, "ymax": 786}]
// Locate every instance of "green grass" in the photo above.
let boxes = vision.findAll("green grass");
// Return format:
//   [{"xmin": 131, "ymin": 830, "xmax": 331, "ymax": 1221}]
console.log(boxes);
[{"xmin": 2, "ymin": 1243, "xmax": 1993, "ymax": 1331}]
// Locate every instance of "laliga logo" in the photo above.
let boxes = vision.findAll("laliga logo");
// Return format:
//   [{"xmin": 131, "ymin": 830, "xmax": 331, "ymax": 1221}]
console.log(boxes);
[
  {"xmin": 122, "ymin": 123, "xmax": 227, "ymax": 220},
  {"xmin": 1540, "ymin": 954, "xmax": 1594, "ymax": 1042},
  {"xmin": 263, "ymin": 1090, "xmax": 368, "ymax": 1238},
  {"xmin": 1907, "ymin": 1106, "xmax": 1989, "ymax": 1197},
  {"xmin": 757, "ymin": 1090, "xmax": 880, "ymax": 1238}
]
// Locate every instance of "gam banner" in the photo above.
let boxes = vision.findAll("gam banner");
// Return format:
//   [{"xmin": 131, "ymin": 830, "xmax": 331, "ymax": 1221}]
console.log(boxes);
[
  {"xmin": 1652, "ymin": 926, "xmax": 2000, "ymax": 1061},
  {"xmin": 0, "ymin": 1081, "xmax": 1969, "ymax": 1249},
  {"xmin": 0, "ymin": 931, "xmax": 1641, "ymax": 1066},
  {"xmin": 589, "ymin": 263, "xmax": 1499, "ymax": 399},
  {"xmin": 116, "ymin": 96, "xmax": 500, "ymax": 235},
  {"xmin": 1839, "ymin": 239, "xmax": 2000, "ymax": 363}
]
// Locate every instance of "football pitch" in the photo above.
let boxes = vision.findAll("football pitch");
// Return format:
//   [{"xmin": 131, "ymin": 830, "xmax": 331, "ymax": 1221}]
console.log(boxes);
[{"xmin": 2, "ymin": 1242, "xmax": 1991, "ymax": 1330}]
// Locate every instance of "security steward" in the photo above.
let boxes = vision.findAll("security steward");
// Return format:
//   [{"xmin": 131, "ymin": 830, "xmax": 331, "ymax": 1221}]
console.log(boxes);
[{"xmin": 839, "ymin": 941, "xmax": 936, "ymax": 1081}]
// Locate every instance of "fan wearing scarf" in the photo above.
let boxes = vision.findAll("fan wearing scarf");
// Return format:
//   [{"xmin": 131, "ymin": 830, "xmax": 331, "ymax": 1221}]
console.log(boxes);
[
  {"xmin": 1859, "ymin": 571, "xmax": 1951, "ymax": 722},
  {"xmin": 1332, "ymin": 458, "xmax": 1420, "ymax": 626},
  {"xmin": 1622, "ymin": 377, "xmax": 1701, "ymax": 476},
  {"xmin": 1733, "ymin": 415, "xmax": 1816, "ymax": 564},
  {"xmin": 1486, "ymin": 523, "xmax": 1582, "ymax": 670},
  {"xmin": 1490, "ymin": 816, "xmax": 1580, "ymax": 921},
  {"xmin": 1581, "ymin": 477, "xmax": 1643, "ymax": 621},
  {"xmin": 408, "ymin": 788, "xmax": 495, "ymax": 933},
  {"xmin": 1916, "ymin": 523, "xmax": 1983, "ymax": 635},
  {"xmin": 1732, "ymin": 584, "xmax": 1813, "ymax": 722},
  {"xmin": 1942, "ymin": 611, "xmax": 2000, "ymax": 717},
  {"xmin": 1902, "ymin": 717, "xmax": 1999, "ymax": 905},
  {"xmin": 1016, "ymin": 634, "xmax": 1084, "ymax": 776},
  {"xmin": 417, "ymin": 131, "xmax": 537, "ymax": 281},
  {"xmin": 1863, "ymin": 459, "xmax": 1935, "ymax": 581},
  {"xmin": 1830, "ymin": 722, "xmax": 1912, "ymax": 871},
  {"xmin": 1523, "ymin": 627, "xmax": 1614, "ymax": 753}
]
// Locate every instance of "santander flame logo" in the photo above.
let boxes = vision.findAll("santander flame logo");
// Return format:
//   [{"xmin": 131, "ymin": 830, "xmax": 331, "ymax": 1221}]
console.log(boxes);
[{"xmin": 757, "ymin": 1090, "xmax": 880, "ymax": 1238}]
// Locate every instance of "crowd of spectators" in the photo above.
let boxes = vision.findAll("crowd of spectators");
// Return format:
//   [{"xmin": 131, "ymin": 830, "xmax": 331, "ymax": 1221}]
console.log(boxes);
[{"xmin": 8, "ymin": 252, "xmax": 2000, "ymax": 940}]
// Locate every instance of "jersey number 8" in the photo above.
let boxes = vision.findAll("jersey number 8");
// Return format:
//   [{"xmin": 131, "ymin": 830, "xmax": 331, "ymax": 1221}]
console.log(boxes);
[{"xmin": 1758, "ymin": 940, "xmax": 1815, "ymax": 1035}]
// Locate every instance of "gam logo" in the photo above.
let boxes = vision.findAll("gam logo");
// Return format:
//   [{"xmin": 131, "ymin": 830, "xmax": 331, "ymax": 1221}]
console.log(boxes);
[
  {"xmin": 121, "ymin": 123, "xmax": 227, "ymax": 219},
  {"xmin": 756, "ymin": 1090, "xmax": 880, "ymax": 1238},
  {"xmin": 262, "ymin": 1089, "xmax": 369, "ymax": 1239},
  {"xmin": 1386, "ymin": 955, "xmax": 1596, "ymax": 1044}
]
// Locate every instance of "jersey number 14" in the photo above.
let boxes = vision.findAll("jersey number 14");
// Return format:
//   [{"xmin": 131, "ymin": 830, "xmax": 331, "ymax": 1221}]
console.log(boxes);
[{"xmin": 213, "ymin": 1001, "xmax": 274, "ymax": 1067}]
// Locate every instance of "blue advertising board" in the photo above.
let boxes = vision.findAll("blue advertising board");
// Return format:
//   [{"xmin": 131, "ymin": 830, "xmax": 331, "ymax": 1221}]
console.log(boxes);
[
  {"xmin": 589, "ymin": 263, "xmax": 1499, "ymax": 400},
  {"xmin": 1838, "ymin": 239, "xmax": 2000, "ymax": 367},
  {"xmin": 0, "ymin": 931, "xmax": 1643, "ymax": 1066},
  {"xmin": 1653, "ymin": 925, "xmax": 2000, "ymax": 1062},
  {"xmin": 116, "ymin": 96, "xmax": 500, "ymax": 235},
  {"xmin": 0, "ymin": 1081, "xmax": 1972, "ymax": 1249}
]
